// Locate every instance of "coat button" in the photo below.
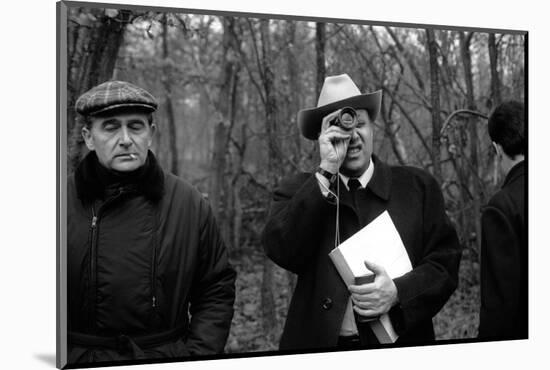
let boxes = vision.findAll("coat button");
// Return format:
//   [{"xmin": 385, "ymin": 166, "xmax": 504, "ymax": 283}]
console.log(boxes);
[{"xmin": 322, "ymin": 297, "xmax": 333, "ymax": 310}]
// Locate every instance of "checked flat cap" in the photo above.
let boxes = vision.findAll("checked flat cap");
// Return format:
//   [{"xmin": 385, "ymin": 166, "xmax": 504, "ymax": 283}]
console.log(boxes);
[{"xmin": 75, "ymin": 80, "xmax": 158, "ymax": 116}]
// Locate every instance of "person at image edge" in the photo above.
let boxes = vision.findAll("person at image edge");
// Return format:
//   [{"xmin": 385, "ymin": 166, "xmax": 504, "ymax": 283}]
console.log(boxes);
[{"xmin": 478, "ymin": 100, "xmax": 526, "ymax": 340}]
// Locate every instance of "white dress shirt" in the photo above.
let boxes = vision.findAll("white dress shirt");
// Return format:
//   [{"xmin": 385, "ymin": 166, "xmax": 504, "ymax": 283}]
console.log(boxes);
[
  {"xmin": 315, "ymin": 158, "xmax": 375, "ymax": 336},
  {"xmin": 337, "ymin": 160, "xmax": 375, "ymax": 336}
]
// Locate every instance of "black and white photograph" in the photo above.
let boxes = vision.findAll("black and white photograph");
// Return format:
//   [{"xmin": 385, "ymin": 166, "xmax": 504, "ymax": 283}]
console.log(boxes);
[
  {"xmin": 3, "ymin": 0, "xmax": 546, "ymax": 369},
  {"xmin": 56, "ymin": 0, "xmax": 529, "ymax": 367}
]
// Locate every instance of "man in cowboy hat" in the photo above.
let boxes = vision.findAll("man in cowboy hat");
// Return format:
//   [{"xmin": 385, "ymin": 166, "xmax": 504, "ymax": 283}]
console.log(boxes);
[
  {"xmin": 262, "ymin": 74, "xmax": 461, "ymax": 350},
  {"xmin": 67, "ymin": 81, "xmax": 236, "ymax": 364}
]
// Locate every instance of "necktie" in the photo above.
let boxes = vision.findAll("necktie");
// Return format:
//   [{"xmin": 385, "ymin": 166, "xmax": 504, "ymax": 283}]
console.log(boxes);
[
  {"xmin": 348, "ymin": 178, "xmax": 362, "ymax": 191},
  {"xmin": 344, "ymin": 177, "xmax": 380, "ymax": 345}
]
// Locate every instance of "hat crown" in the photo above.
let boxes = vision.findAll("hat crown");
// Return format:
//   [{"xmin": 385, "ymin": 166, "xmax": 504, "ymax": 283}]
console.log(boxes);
[
  {"xmin": 75, "ymin": 80, "xmax": 158, "ymax": 116},
  {"xmin": 317, "ymin": 74, "xmax": 362, "ymax": 107},
  {"xmin": 297, "ymin": 73, "xmax": 382, "ymax": 140}
]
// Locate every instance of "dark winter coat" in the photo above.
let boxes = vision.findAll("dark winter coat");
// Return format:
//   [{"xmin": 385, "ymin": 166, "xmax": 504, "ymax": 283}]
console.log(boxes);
[
  {"xmin": 262, "ymin": 156, "xmax": 461, "ymax": 350},
  {"xmin": 67, "ymin": 152, "xmax": 236, "ymax": 364},
  {"xmin": 478, "ymin": 161, "xmax": 526, "ymax": 340}
]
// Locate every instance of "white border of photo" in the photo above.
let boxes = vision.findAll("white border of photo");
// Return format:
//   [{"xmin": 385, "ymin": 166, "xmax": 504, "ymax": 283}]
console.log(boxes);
[{"xmin": 4, "ymin": 0, "xmax": 543, "ymax": 369}]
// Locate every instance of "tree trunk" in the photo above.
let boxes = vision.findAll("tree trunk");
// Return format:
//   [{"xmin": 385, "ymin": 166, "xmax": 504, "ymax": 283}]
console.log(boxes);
[
  {"xmin": 211, "ymin": 122, "xmax": 228, "ymax": 212},
  {"xmin": 315, "ymin": 22, "xmax": 327, "ymax": 98},
  {"xmin": 162, "ymin": 15, "xmax": 179, "ymax": 176},
  {"xmin": 460, "ymin": 31, "xmax": 482, "ymax": 254},
  {"xmin": 285, "ymin": 21, "xmax": 300, "ymax": 293},
  {"xmin": 488, "ymin": 33, "xmax": 502, "ymax": 107},
  {"xmin": 67, "ymin": 8, "xmax": 131, "ymax": 172},
  {"xmin": 259, "ymin": 18, "xmax": 278, "ymax": 339},
  {"xmin": 286, "ymin": 21, "xmax": 302, "ymax": 167},
  {"xmin": 488, "ymin": 33, "xmax": 502, "ymax": 188},
  {"xmin": 226, "ymin": 69, "xmax": 242, "ymax": 251},
  {"xmin": 208, "ymin": 17, "xmax": 241, "ymax": 244},
  {"xmin": 231, "ymin": 175, "xmax": 243, "ymax": 250},
  {"xmin": 260, "ymin": 20, "xmax": 279, "ymax": 176},
  {"xmin": 380, "ymin": 96, "xmax": 408, "ymax": 165},
  {"xmin": 426, "ymin": 28, "xmax": 443, "ymax": 182}
]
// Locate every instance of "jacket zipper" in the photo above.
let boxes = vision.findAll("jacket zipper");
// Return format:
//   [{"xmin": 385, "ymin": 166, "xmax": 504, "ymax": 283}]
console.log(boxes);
[
  {"xmin": 88, "ymin": 205, "xmax": 98, "ymax": 330},
  {"xmin": 151, "ymin": 207, "xmax": 159, "ymax": 309},
  {"xmin": 151, "ymin": 250, "xmax": 157, "ymax": 308},
  {"xmin": 87, "ymin": 188, "xmax": 125, "ymax": 330}
]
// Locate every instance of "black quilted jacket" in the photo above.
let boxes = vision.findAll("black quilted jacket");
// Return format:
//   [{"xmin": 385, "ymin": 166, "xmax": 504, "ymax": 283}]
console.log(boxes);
[{"xmin": 67, "ymin": 152, "xmax": 236, "ymax": 364}]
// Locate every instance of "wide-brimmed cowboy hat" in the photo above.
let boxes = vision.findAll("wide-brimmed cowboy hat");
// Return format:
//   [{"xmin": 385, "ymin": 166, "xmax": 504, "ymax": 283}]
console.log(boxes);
[{"xmin": 298, "ymin": 74, "xmax": 382, "ymax": 140}]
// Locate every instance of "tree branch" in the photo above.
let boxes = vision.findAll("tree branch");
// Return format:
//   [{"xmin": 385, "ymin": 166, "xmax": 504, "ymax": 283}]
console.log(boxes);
[{"xmin": 440, "ymin": 109, "xmax": 488, "ymax": 135}]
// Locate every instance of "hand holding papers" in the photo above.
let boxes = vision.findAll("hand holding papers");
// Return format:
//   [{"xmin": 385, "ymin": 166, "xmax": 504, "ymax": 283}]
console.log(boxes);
[
  {"xmin": 349, "ymin": 260, "xmax": 399, "ymax": 319},
  {"xmin": 328, "ymin": 211, "xmax": 413, "ymax": 343}
]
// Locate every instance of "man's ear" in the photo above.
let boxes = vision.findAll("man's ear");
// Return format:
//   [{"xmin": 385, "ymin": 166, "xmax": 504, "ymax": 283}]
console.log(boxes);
[
  {"xmin": 148, "ymin": 123, "xmax": 157, "ymax": 147},
  {"xmin": 82, "ymin": 126, "xmax": 95, "ymax": 151}
]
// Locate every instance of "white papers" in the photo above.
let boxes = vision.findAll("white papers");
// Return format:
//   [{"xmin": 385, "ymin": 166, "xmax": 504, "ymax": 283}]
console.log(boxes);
[
  {"xmin": 328, "ymin": 210, "xmax": 413, "ymax": 343},
  {"xmin": 335, "ymin": 211, "xmax": 412, "ymax": 278}
]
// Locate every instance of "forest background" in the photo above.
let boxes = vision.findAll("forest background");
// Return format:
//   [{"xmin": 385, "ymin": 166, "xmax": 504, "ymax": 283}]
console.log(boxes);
[{"xmin": 64, "ymin": 4, "xmax": 525, "ymax": 353}]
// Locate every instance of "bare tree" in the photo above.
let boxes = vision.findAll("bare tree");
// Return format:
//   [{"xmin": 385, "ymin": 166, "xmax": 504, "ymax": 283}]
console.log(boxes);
[
  {"xmin": 370, "ymin": 27, "xmax": 409, "ymax": 164},
  {"xmin": 459, "ymin": 31, "xmax": 482, "ymax": 252},
  {"xmin": 161, "ymin": 14, "xmax": 179, "ymax": 176},
  {"xmin": 385, "ymin": 26, "xmax": 425, "ymax": 92},
  {"xmin": 209, "ymin": 17, "xmax": 240, "ymax": 223},
  {"xmin": 286, "ymin": 21, "xmax": 302, "ymax": 167},
  {"xmin": 67, "ymin": 8, "xmax": 132, "ymax": 172},
  {"xmin": 426, "ymin": 28, "xmax": 443, "ymax": 182},
  {"xmin": 488, "ymin": 33, "xmax": 502, "ymax": 107},
  {"xmin": 237, "ymin": 17, "xmax": 280, "ymax": 343},
  {"xmin": 315, "ymin": 22, "xmax": 327, "ymax": 97}
]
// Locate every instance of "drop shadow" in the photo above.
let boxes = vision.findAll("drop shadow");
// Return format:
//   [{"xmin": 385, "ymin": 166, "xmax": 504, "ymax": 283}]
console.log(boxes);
[{"xmin": 34, "ymin": 353, "xmax": 56, "ymax": 367}]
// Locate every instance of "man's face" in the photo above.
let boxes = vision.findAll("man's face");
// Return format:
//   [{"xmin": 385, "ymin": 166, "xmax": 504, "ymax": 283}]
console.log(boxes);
[
  {"xmin": 82, "ymin": 112, "xmax": 156, "ymax": 172},
  {"xmin": 340, "ymin": 109, "xmax": 374, "ymax": 177}
]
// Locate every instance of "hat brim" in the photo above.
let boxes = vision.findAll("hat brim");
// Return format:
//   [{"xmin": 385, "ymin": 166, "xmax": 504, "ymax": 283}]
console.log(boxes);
[
  {"xmin": 297, "ymin": 90, "xmax": 382, "ymax": 140},
  {"xmin": 87, "ymin": 103, "xmax": 157, "ymax": 117}
]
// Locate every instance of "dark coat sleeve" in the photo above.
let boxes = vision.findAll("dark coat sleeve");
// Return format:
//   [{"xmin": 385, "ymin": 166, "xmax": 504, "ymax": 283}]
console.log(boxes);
[
  {"xmin": 262, "ymin": 173, "xmax": 333, "ymax": 274},
  {"xmin": 478, "ymin": 204, "xmax": 521, "ymax": 339},
  {"xmin": 185, "ymin": 199, "xmax": 237, "ymax": 355},
  {"xmin": 390, "ymin": 174, "xmax": 461, "ymax": 335}
]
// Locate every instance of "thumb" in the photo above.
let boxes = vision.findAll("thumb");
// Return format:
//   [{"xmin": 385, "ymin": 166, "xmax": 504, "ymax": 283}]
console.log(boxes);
[{"xmin": 364, "ymin": 259, "xmax": 385, "ymax": 275}]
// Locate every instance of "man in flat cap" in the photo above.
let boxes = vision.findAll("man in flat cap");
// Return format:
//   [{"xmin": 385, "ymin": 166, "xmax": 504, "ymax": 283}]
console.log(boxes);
[
  {"xmin": 262, "ymin": 74, "xmax": 461, "ymax": 350},
  {"xmin": 67, "ymin": 81, "xmax": 236, "ymax": 364},
  {"xmin": 478, "ymin": 101, "xmax": 526, "ymax": 340}
]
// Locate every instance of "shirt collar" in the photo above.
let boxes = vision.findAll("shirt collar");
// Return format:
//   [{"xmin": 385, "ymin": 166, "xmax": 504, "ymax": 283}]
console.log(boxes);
[{"xmin": 339, "ymin": 157, "xmax": 375, "ymax": 190}]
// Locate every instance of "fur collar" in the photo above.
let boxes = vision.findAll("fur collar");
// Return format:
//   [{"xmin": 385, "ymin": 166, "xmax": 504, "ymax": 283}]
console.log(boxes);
[{"xmin": 75, "ymin": 151, "xmax": 164, "ymax": 203}]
